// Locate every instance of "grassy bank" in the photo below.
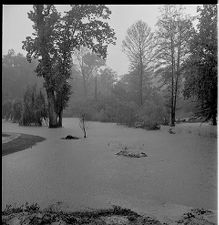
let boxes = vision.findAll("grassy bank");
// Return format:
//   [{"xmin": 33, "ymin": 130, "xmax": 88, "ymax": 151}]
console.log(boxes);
[
  {"xmin": 1, "ymin": 203, "xmax": 162, "ymax": 225},
  {"xmin": 2, "ymin": 133, "xmax": 46, "ymax": 156},
  {"xmin": 2, "ymin": 203, "xmax": 216, "ymax": 225}
]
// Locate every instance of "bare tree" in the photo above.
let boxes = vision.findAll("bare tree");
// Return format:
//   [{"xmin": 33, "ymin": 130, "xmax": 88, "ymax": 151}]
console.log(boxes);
[
  {"xmin": 155, "ymin": 5, "xmax": 194, "ymax": 126},
  {"xmin": 122, "ymin": 20, "xmax": 154, "ymax": 106},
  {"xmin": 79, "ymin": 113, "xmax": 87, "ymax": 138}
]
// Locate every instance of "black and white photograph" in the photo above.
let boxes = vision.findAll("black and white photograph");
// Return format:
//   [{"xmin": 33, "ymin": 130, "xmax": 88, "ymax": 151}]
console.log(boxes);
[{"xmin": 2, "ymin": 4, "xmax": 217, "ymax": 225}]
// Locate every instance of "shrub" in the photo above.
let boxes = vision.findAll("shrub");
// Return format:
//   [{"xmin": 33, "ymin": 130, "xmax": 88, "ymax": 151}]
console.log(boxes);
[
  {"xmin": 2, "ymin": 100, "xmax": 13, "ymax": 120},
  {"xmin": 136, "ymin": 100, "xmax": 167, "ymax": 130},
  {"xmin": 115, "ymin": 100, "xmax": 138, "ymax": 127},
  {"xmin": 11, "ymin": 99, "xmax": 23, "ymax": 123},
  {"xmin": 19, "ymin": 85, "xmax": 48, "ymax": 126}
]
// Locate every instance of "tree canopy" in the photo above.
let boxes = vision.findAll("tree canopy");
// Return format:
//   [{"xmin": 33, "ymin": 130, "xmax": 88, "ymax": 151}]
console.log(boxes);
[
  {"xmin": 183, "ymin": 4, "xmax": 217, "ymax": 125},
  {"xmin": 22, "ymin": 4, "xmax": 116, "ymax": 128}
]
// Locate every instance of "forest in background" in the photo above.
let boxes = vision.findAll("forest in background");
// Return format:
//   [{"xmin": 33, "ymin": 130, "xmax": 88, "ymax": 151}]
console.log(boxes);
[{"xmin": 2, "ymin": 49, "xmax": 197, "ymax": 126}]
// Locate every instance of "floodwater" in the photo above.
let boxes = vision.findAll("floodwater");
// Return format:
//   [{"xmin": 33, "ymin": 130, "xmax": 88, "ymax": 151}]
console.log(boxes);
[{"xmin": 2, "ymin": 118, "xmax": 217, "ymax": 216}]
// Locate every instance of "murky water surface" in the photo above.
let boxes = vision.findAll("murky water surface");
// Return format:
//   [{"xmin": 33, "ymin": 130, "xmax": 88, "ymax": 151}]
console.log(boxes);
[{"xmin": 2, "ymin": 118, "xmax": 217, "ymax": 212}]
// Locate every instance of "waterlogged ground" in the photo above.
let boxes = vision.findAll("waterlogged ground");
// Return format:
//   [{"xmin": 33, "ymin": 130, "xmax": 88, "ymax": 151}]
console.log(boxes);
[{"xmin": 2, "ymin": 118, "xmax": 217, "ymax": 222}]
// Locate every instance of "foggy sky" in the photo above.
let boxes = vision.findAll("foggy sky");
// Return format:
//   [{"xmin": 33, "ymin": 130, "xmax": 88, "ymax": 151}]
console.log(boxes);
[{"xmin": 3, "ymin": 4, "xmax": 199, "ymax": 76}]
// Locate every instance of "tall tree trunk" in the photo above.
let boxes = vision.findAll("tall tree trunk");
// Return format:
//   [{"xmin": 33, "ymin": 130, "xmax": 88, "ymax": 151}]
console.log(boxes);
[
  {"xmin": 139, "ymin": 58, "xmax": 143, "ymax": 106},
  {"xmin": 81, "ymin": 57, "xmax": 87, "ymax": 98},
  {"xmin": 47, "ymin": 89, "xmax": 59, "ymax": 128},
  {"xmin": 212, "ymin": 109, "xmax": 217, "ymax": 125},
  {"xmin": 94, "ymin": 76, "xmax": 97, "ymax": 101},
  {"xmin": 58, "ymin": 110, "xmax": 63, "ymax": 127},
  {"xmin": 82, "ymin": 72, "xmax": 87, "ymax": 98},
  {"xmin": 173, "ymin": 33, "xmax": 181, "ymax": 123},
  {"xmin": 212, "ymin": 115, "xmax": 217, "ymax": 126},
  {"xmin": 80, "ymin": 114, "xmax": 87, "ymax": 138},
  {"xmin": 170, "ymin": 36, "xmax": 175, "ymax": 127}
]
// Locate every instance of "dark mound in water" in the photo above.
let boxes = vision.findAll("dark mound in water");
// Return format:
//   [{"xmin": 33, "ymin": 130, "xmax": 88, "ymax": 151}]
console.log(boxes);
[
  {"xmin": 168, "ymin": 128, "xmax": 176, "ymax": 134},
  {"xmin": 116, "ymin": 150, "xmax": 148, "ymax": 158},
  {"xmin": 61, "ymin": 135, "xmax": 80, "ymax": 140}
]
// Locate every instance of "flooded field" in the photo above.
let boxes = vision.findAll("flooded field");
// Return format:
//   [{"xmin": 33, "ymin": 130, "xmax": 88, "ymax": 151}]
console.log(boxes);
[{"xmin": 2, "ymin": 118, "xmax": 217, "ymax": 217}]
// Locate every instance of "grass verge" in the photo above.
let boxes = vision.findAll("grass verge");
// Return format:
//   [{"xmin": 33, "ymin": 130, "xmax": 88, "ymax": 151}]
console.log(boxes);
[
  {"xmin": 2, "ymin": 133, "xmax": 46, "ymax": 156},
  {"xmin": 2, "ymin": 203, "xmax": 162, "ymax": 225},
  {"xmin": 2, "ymin": 203, "xmax": 216, "ymax": 225}
]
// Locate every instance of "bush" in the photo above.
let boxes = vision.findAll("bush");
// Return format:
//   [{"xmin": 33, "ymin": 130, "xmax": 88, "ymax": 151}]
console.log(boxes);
[
  {"xmin": 92, "ymin": 109, "xmax": 106, "ymax": 122},
  {"xmin": 11, "ymin": 99, "xmax": 23, "ymax": 123},
  {"xmin": 68, "ymin": 92, "xmax": 168, "ymax": 130},
  {"xmin": 2, "ymin": 100, "xmax": 13, "ymax": 120},
  {"xmin": 71, "ymin": 96, "xmax": 117, "ymax": 122},
  {"xmin": 136, "ymin": 100, "xmax": 167, "ymax": 130},
  {"xmin": 71, "ymin": 98, "xmax": 98, "ymax": 121},
  {"xmin": 115, "ymin": 100, "xmax": 138, "ymax": 126},
  {"xmin": 93, "ymin": 96, "xmax": 119, "ymax": 122},
  {"xmin": 19, "ymin": 85, "xmax": 48, "ymax": 126}
]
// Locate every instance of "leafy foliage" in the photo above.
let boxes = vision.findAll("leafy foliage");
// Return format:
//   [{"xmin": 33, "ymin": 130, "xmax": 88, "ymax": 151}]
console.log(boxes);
[
  {"xmin": 11, "ymin": 99, "xmax": 23, "ymax": 123},
  {"xmin": 19, "ymin": 85, "xmax": 48, "ymax": 126},
  {"xmin": 22, "ymin": 4, "xmax": 116, "ymax": 128},
  {"xmin": 183, "ymin": 5, "xmax": 217, "ymax": 125},
  {"xmin": 2, "ymin": 100, "xmax": 13, "ymax": 120}
]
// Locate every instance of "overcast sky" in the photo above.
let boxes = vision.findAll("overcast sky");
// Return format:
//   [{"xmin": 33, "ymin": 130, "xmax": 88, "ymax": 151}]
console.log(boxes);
[{"xmin": 3, "ymin": 4, "xmax": 200, "ymax": 76}]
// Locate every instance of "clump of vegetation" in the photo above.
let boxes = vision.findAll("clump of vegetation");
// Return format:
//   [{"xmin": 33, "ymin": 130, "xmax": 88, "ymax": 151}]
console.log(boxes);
[
  {"xmin": 116, "ymin": 150, "xmax": 147, "ymax": 158},
  {"xmin": 11, "ymin": 99, "xmax": 23, "ymax": 123},
  {"xmin": 2, "ymin": 99, "xmax": 23, "ymax": 123},
  {"xmin": 115, "ymin": 100, "xmax": 138, "ymax": 127},
  {"xmin": 3, "ymin": 203, "xmax": 215, "ymax": 225},
  {"xmin": 2, "ymin": 85, "xmax": 48, "ymax": 127},
  {"xmin": 19, "ymin": 85, "xmax": 48, "ymax": 126},
  {"xmin": 2, "ymin": 100, "xmax": 13, "ymax": 121},
  {"xmin": 136, "ymin": 100, "xmax": 167, "ymax": 130},
  {"xmin": 2, "ymin": 203, "xmax": 152, "ymax": 225},
  {"xmin": 2, "ymin": 202, "xmax": 40, "ymax": 216}
]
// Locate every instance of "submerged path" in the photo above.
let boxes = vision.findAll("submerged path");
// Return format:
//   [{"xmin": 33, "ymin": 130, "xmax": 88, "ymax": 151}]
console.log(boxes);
[
  {"xmin": 2, "ymin": 132, "xmax": 45, "ymax": 156},
  {"xmin": 2, "ymin": 118, "xmax": 217, "ymax": 222}
]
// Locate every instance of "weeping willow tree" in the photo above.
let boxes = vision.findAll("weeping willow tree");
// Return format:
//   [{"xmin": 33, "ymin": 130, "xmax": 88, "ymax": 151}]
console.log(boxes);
[{"xmin": 20, "ymin": 85, "xmax": 48, "ymax": 126}]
